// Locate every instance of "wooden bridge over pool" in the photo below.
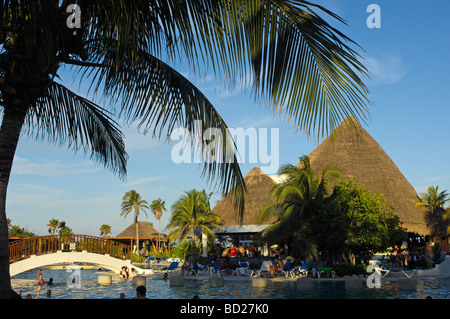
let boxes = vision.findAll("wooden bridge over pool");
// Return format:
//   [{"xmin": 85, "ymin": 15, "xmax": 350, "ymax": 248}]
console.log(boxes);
[{"xmin": 8, "ymin": 234, "xmax": 152, "ymax": 276}]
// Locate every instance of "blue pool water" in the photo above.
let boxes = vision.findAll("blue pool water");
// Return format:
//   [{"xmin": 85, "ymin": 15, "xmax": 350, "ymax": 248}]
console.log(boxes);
[{"xmin": 11, "ymin": 268, "xmax": 450, "ymax": 299}]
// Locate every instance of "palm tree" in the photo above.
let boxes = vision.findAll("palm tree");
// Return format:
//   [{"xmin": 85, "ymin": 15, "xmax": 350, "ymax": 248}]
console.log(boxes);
[
  {"xmin": 100, "ymin": 224, "xmax": 112, "ymax": 237},
  {"xmin": 167, "ymin": 190, "xmax": 221, "ymax": 244},
  {"xmin": 150, "ymin": 198, "xmax": 167, "ymax": 253},
  {"xmin": 59, "ymin": 226, "xmax": 73, "ymax": 236},
  {"xmin": 47, "ymin": 219, "xmax": 60, "ymax": 236},
  {"xmin": 0, "ymin": 1, "xmax": 370, "ymax": 298},
  {"xmin": 121, "ymin": 190, "xmax": 149, "ymax": 255},
  {"xmin": 257, "ymin": 155, "xmax": 340, "ymax": 257},
  {"xmin": 415, "ymin": 186, "xmax": 449, "ymax": 211},
  {"xmin": 415, "ymin": 186, "xmax": 450, "ymax": 241},
  {"xmin": 57, "ymin": 221, "xmax": 70, "ymax": 235}
]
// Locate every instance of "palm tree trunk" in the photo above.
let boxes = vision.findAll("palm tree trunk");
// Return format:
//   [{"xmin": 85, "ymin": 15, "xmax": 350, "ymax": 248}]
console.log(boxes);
[
  {"xmin": 158, "ymin": 218, "xmax": 161, "ymax": 253},
  {"xmin": 134, "ymin": 211, "xmax": 139, "ymax": 256},
  {"xmin": 0, "ymin": 105, "xmax": 28, "ymax": 298}
]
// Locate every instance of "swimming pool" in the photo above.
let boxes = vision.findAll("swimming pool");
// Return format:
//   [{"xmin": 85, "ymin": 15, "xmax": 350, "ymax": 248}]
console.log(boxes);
[{"xmin": 10, "ymin": 268, "xmax": 450, "ymax": 299}]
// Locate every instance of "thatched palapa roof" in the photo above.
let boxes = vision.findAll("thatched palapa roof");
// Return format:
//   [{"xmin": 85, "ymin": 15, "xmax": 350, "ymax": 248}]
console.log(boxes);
[
  {"xmin": 115, "ymin": 221, "xmax": 165, "ymax": 240},
  {"xmin": 212, "ymin": 167, "xmax": 277, "ymax": 226},
  {"xmin": 213, "ymin": 117, "xmax": 428, "ymax": 236},
  {"xmin": 304, "ymin": 117, "xmax": 428, "ymax": 235}
]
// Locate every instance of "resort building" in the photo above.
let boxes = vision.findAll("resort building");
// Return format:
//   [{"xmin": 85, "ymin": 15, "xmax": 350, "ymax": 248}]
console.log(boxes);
[
  {"xmin": 111, "ymin": 221, "xmax": 166, "ymax": 254},
  {"xmin": 212, "ymin": 117, "xmax": 440, "ymax": 254},
  {"xmin": 212, "ymin": 166, "xmax": 278, "ymax": 255}
]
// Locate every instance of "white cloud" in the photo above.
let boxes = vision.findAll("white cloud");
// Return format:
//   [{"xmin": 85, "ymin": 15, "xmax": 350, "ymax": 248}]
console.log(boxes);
[
  {"xmin": 122, "ymin": 126, "xmax": 163, "ymax": 151},
  {"xmin": 12, "ymin": 156, "xmax": 101, "ymax": 177},
  {"xmin": 364, "ymin": 54, "xmax": 408, "ymax": 85},
  {"xmin": 118, "ymin": 176, "xmax": 166, "ymax": 187}
]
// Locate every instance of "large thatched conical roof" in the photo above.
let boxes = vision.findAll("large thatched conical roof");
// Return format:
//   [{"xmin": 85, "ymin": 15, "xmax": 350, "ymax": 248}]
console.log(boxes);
[
  {"xmin": 304, "ymin": 117, "xmax": 428, "ymax": 235},
  {"xmin": 212, "ymin": 167, "xmax": 277, "ymax": 226},
  {"xmin": 116, "ymin": 221, "xmax": 164, "ymax": 240}
]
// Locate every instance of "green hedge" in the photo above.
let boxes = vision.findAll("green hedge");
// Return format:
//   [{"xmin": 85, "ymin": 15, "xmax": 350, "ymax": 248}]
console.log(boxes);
[{"xmin": 332, "ymin": 264, "xmax": 367, "ymax": 277}]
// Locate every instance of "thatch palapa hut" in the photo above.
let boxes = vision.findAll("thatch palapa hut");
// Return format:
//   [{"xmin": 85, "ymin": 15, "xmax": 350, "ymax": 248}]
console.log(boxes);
[
  {"xmin": 304, "ymin": 117, "xmax": 428, "ymax": 236},
  {"xmin": 112, "ymin": 221, "xmax": 166, "ymax": 253}
]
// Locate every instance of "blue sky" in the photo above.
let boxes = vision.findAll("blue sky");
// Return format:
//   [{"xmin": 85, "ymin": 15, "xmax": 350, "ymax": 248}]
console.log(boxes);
[{"xmin": 7, "ymin": 1, "xmax": 450, "ymax": 236}]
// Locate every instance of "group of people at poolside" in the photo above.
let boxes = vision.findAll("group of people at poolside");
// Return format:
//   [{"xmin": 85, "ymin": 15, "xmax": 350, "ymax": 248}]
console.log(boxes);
[{"xmin": 214, "ymin": 243, "xmax": 257, "ymax": 259}]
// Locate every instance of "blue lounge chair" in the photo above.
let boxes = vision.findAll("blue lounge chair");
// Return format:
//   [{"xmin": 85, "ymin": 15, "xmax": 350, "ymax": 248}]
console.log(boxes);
[
  {"xmin": 234, "ymin": 261, "xmax": 251, "ymax": 276},
  {"xmin": 210, "ymin": 260, "xmax": 233, "ymax": 276},
  {"xmin": 192, "ymin": 264, "xmax": 208, "ymax": 276},
  {"xmin": 378, "ymin": 261, "xmax": 416, "ymax": 278},
  {"xmin": 161, "ymin": 261, "xmax": 179, "ymax": 273},
  {"xmin": 291, "ymin": 262, "xmax": 310, "ymax": 278},
  {"xmin": 145, "ymin": 255, "xmax": 156, "ymax": 265},
  {"xmin": 209, "ymin": 260, "xmax": 222, "ymax": 276},
  {"xmin": 280, "ymin": 260, "xmax": 294, "ymax": 277}
]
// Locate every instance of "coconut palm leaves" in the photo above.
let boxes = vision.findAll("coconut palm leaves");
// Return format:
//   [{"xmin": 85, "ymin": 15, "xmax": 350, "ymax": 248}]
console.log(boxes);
[
  {"xmin": 100, "ymin": 224, "xmax": 112, "ymax": 237},
  {"xmin": 167, "ymin": 189, "xmax": 221, "ymax": 243},
  {"xmin": 415, "ymin": 186, "xmax": 450, "ymax": 241},
  {"xmin": 24, "ymin": 82, "xmax": 127, "ymax": 178},
  {"xmin": 47, "ymin": 218, "xmax": 60, "ymax": 236},
  {"xmin": 415, "ymin": 186, "xmax": 449, "ymax": 211},
  {"xmin": 257, "ymin": 155, "xmax": 340, "ymax": 241},
  {"xmin": 121, "ymin": 190, "xmax": 149, "ymax": 255}
]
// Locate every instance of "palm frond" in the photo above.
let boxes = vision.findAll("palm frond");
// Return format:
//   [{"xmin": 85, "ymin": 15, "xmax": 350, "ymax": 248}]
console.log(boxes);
[
  {"xmin": 223, "ymin": 0, "xmax": 371, "ymax": 138},
  {"xmin": 24, "ymin": 81, "xmax": 127, "ymax": 179},
  {"xmin": 81, "ymin": 50, "xmax": 248, "ymax": 220}
]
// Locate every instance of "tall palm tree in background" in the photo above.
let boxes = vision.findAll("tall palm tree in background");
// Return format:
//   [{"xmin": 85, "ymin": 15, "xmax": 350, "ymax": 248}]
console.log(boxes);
[
  {"xmin": 257, "ymin": 156, "xmax": 340, "ymax": 258},
  {"xmin": 121, "ymin": 190, "xmax": 149, "ymax": 255},
  {"xmin": 0, "ymin": 0, "xmax": 370, "ymax": 298},
  {"xmin": 415, "ymin": 186, "xmax": 449, "ymax": 211},
  {"xmin": 415, "ymin": 186, "xmax": 450, "ymax": 241},
  {"xmin": 57, "ymin": 221, "xmax": 72, "ymax": 235},
  {"xmin": 167, "ymin": 189, "xmax": 221, "ymax": 244},
  {"xmin": 47, "ymin": 218, "xmax": 60, "ymax": 236},
  {"xmin": 150, "ymin": 198, "xmax": 167, "ymax": 253},
  {"xmin": 100, "ymin": 224, "xmax": 112, "ymax": 237}
]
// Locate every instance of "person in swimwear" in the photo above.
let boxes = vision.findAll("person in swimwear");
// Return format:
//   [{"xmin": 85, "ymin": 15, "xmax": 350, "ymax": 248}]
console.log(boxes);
[{"xmin": 264, "ymin": 255, "xmax": 285, "ymax": 278}]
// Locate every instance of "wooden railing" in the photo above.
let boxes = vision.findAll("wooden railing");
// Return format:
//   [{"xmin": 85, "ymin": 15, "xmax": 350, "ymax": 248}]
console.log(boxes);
[{"xmin": 9, "ymin": 234, "xmax": 131, "ymax": 263}]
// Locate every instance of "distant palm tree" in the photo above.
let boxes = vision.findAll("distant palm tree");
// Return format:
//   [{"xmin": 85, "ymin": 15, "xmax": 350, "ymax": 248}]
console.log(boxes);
[
  {"xmin": 59, "ymin": 226, "xmax": 73, "ymax": 236},
  {"xmin": 100, "ymin": 224, "xmax": 112, "ymax": 237},
  {"xmin": 47, "ymin": 219, "xmax": 60, "ymax": 236},
  {"xmin": 257, "ymin": 155, "xmax": 340, "ymax": 256},
  {"xmin": 167, "ymin": 190, "xmax": 221, "ymax": 244},
  {"xmin": 121, "ymin": 190, "xmax": 149, "ymax": 255},
  {"xmin": 415, "ymin": 186, "xmax": 449, "ymax": 211},
  {"xmin": 57, "ymin": 221, "xmax": 68, "ymax": 234},
  {"xmin": 416, "ymin": 186, "xmax": 450, "ymax": 241},
  {"xmin": 150, "ymin": 198, "xmax": 167, "ymax": 253}
]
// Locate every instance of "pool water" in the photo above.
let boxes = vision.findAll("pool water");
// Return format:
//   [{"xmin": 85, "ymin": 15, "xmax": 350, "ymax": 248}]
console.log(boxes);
[{"xmin": 11, "ymin": 268, "xmax": 450, "ymax": 299}]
